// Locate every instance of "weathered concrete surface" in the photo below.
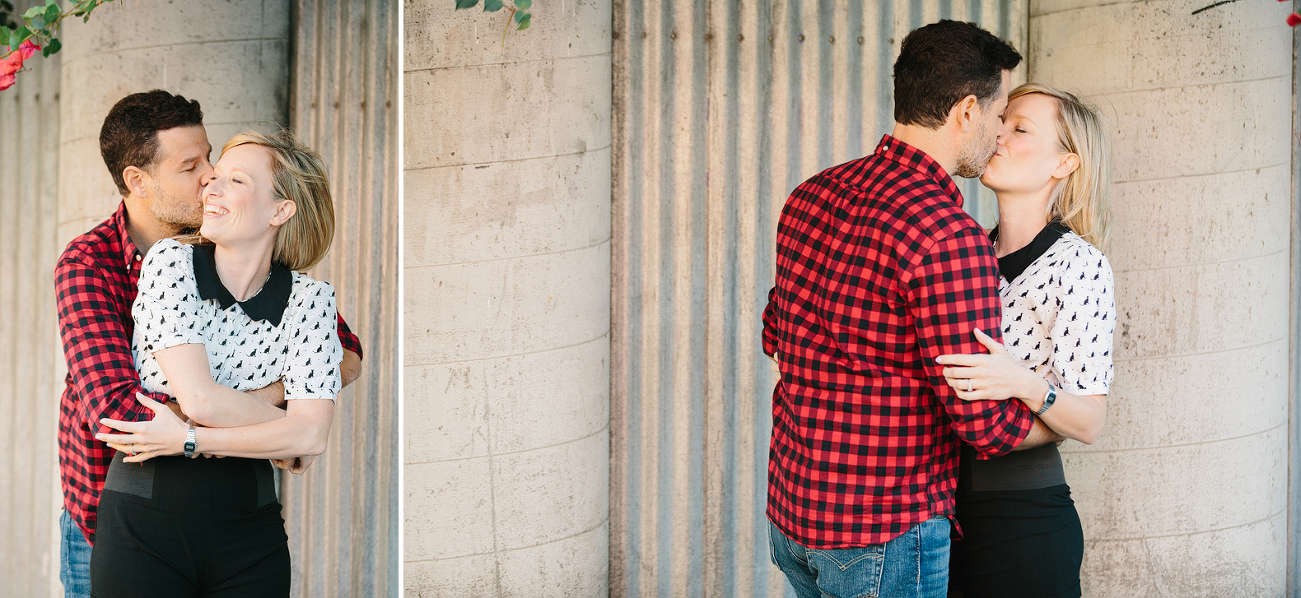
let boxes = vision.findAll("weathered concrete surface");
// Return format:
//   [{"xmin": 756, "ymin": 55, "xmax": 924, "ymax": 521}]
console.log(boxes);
[
  {"xmin": 1030, "ymin": 1, "xmax": 1291, "ymax": 595},
  {"xmin": 402, "ymin": 1, "xmax": 612, "ymax": 595},
  {"xmin": 0, "ymin": 30, "xmax": 62, "ymax": 598}
]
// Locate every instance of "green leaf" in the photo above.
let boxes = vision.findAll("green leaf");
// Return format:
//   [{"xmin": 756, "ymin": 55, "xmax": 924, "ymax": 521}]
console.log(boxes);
[
  {"xmin": 513, "ymin": 10, "xmax": 525, "ymax": 22},
  {"xmin": 23, "ymin": 5, "xmax": 43, "ymax": 19},
  {"xmin": 9, "ymin": 25, "xmax": 29, "ymax": 49},
  {"xmin": 45, "ymin": 4, "xmax": 59, "ymax": 25},
  {"xmin": 483, "ymin": 0, "xmax": 503, "ymax": 11},
  {"xmin": 516, "ymin": 12, "xmax": 530, "ymax": 29},
  {"xmin": 514, "ymin": 0, "xmax": 531, "ymax": 9},
  {"xmin": 45, "ymin": 36, "xmax": 59, "ymax": 55},
  {"xmin": 30, "ymin": 15, "xmax": 44, "ymax": 30},
  {"xmin": 454, "ymin": 0, "xmax": 479, "ymax": 8}
]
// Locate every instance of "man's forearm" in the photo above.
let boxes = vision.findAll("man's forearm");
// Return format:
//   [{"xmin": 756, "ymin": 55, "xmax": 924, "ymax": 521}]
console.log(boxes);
[
  {"xmin": 340, "ymin": 349, "xmax": 362, "ymax": 388},
  {"xmin": 1014, "ymin": 416, "xmax": 1065, "ymax": 451}
]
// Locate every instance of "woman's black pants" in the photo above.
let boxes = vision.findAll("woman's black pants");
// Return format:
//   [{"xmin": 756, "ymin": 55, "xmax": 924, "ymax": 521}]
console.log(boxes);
[{"xmin": 90, "ymin": 453, "xmax": 290, "ymax": 597}]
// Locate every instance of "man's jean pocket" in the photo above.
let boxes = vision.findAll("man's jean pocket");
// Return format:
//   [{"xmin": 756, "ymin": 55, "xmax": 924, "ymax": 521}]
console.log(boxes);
[
  {"xmin": 60, "ymin": 510, "xmax": 92, "ymax": 598},
  {"xmin": 768, "ymin": 517, "xmax": 950, "ymax": 598}
]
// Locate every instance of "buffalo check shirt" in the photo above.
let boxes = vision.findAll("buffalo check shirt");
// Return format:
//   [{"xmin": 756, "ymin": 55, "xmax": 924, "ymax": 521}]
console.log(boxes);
[
  {"xmin": 56, "ymin": 202, "xmax": 363, "ymax": 542},
  {"xmin": 763, "ymin": 135, "xmax": 1035, "ymax": 549}
]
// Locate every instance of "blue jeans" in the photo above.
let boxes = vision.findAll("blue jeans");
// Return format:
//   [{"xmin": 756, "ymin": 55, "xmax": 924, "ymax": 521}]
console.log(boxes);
[
  {"xmin": 60, "ymin": 510, "xmax": 92, "ymax": 598},
  {"xmin": 769, "ymin": 517, "xmax": 950, "ymax": 598}
]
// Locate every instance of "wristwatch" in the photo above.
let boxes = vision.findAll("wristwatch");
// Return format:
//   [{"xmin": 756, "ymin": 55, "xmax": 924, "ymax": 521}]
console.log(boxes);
[
  {"xmin": 1036, "ymin": 382, "xmax": 1058, "ymax": 416},
  {"xmin": 184, "ymin": 424, "xmax": 197, "ymax": 459}
]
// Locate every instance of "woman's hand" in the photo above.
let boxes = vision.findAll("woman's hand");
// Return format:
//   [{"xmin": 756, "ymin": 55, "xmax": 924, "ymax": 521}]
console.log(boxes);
[
  {"xmin": 937, "ymin": 329, "xmax": 1046, "ymax": 403},
  {"xmin": 96, "ymin": 393, "xmax": 189, "ymax": 463}
]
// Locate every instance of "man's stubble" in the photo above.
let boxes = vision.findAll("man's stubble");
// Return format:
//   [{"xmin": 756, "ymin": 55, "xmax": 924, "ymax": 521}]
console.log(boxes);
[
  {"xmin": 148, "ymin": 179, "xmax": 203, "ymax": 233},
  {"xmin": 953, "ymin": 119, "xmax": 997, "ymax": 179}
]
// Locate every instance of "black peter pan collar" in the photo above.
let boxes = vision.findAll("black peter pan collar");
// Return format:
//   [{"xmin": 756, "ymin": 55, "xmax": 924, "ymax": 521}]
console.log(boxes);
[
  {"xmin": 192, "ymin": 244, "xmax": 293, "ymax": 326},
  {"xmin": 989, "ymin": 221, "xmax": 1072, "ymax": 283}
]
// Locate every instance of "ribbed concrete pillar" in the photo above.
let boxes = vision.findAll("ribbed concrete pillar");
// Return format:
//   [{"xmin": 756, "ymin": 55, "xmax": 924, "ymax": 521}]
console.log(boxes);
[
  {"xmin": 58, "ymin": 0, "xmax": 289, "ymax": 244},
  {"xmin": 0, "ymin": 32, "xmax": 63, "ymax": 597},
  {"xmin": 1029, "ymin": 2, "xmax": 1290, "ymax": 596},
  {"xmin": 403, "ymin": 2, "xmax": 611, "ymax": 596}
]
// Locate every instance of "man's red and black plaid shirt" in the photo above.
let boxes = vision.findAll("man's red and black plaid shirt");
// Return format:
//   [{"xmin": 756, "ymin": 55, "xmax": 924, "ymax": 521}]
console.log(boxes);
[
  {"xmin": 56, "ymin": 202, "xmax": 364, "ymax": 542},
  {"xmin": 763, "ymin": 135, "xmax": 1035, "ymax": 549}
]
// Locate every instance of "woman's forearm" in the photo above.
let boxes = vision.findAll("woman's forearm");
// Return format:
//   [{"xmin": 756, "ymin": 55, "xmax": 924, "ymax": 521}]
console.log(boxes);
[
  {"xmin": 154, "ymin": 343, "xmax": 287, "ymax": 427},
  {"xmin": 179, "ymin": 380, "xmax": 287, "ymax": 428},
  {"xmin": 193, "ymin": 401, "xmax": 333, "ymax": 459},
  {"xmin": 1016, "ymin": 378, "xmax": 1106, "ymax": 444}
]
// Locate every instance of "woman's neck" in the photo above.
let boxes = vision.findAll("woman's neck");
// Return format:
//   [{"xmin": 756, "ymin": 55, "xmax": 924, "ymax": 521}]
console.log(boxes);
[
  {"xmin": 994, "ymin": 188, "xmax": 1053, "ymax": 258},
  {"xmin": 213, "ymin": 241, "xmax": 276, "ymax": 301}
]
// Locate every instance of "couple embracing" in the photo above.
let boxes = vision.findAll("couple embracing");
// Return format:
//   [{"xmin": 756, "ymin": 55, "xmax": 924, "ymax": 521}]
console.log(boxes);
[
  {"xmin": 763, "ymin": 20, "xmax": 1114, "ymax": 598},
  {"xmin": 57, "ymin": 91, "xmax": 364, "ymax": 597}
]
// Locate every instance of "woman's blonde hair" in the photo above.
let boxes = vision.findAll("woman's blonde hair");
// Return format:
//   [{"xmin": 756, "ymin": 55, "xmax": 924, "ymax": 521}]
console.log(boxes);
[
  {"xmin": 1008, "ymin": 83, "xmax": 1112, "ymax": 250},
  {"xmin": 221, "ymin": 129, "xmax": 335, "ymax": 271}
]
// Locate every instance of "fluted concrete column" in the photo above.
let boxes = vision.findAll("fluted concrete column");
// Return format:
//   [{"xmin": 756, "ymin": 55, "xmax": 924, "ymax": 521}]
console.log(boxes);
[
  {"xmin": 57, "ymin": 0, "xmax": 289, "ymax": 244},
  {"xmin": 1030, "ymin": 2, "xmax": 1290, "ymax": 595},
  {"xmin": 403, "ymin": 2, "xmax": 611, "ymax": 596}
]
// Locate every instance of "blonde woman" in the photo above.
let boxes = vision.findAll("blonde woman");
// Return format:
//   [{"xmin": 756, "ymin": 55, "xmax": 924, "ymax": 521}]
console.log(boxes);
[
  {"xmin": 938, "ymin": 84, "xmax": 1115, "ymax": 598},
  {"xmin": 90, "ymin": 130, "xmax": 342, "ymax": 597}
]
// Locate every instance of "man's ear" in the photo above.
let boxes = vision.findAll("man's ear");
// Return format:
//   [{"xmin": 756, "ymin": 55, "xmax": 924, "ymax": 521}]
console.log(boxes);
[
  {"xmin": 123, "ymin": 166, "xmax": 150, "ymax": 198},
  {"xmin": 950, "ymin": 94, "xmax": 981, "ymax": 132},
  {"xmin": 270, "ymin": 199, "xmax": 297, "ymax": 226}
]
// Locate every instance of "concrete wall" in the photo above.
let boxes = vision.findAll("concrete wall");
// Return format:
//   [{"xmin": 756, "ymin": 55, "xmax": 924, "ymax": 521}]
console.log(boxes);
[
  {"xmin": 402, "ymin": 1, "xmax": 612, "ymax": 596},
  {"xmin": 609, "ymin": 2, "xmax": 1025, "ymax": 597},
  {"xmin": 1029, "ymin": 1, "xmax": 1292, "ymax": 596},
  {"xmin": 0, "ymin": 33, "xmax": 63, "ymax": 598},
  {"xmin": 1291, "ymin": 16, "xmax": 1301, "ymax": 594},
  {"xmin": 280, "ymin": 0, "xmax": 400, "ymax": 596}
]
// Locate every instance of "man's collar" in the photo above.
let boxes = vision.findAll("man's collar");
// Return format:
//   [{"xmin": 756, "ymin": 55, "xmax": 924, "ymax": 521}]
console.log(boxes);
[
  {"xmin": 110, "ymin": 202, "xmax": 140, "ymax": 265},
  {"xmin": 191, "ymin": 244, "xmax": 293, "ymax": 326},
  {"xmin": 876, "ymin": 135, "xmax": 962, "ymax": 207}
]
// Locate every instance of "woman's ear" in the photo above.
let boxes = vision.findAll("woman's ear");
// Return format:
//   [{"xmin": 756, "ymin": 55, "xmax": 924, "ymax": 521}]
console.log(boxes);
[
  {"xmin": 1053, "ymin": 152, "xmax": 1081, "ymax": 180},
  {"xmin": 270, "ymin": 199, "xmax": 297, "ymax": 226}
]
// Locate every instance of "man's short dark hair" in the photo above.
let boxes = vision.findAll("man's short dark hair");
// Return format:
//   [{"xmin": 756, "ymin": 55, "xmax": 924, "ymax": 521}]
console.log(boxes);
[
  {"xmin": 99, "ymin": 90, "xmax": 204, "ymax": 196},
  {"xmin": 893, "ymin": 20, "xmax": 1022, "ymax": 129}
]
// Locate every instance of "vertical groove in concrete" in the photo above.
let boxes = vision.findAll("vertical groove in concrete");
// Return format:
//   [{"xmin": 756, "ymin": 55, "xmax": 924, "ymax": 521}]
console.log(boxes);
[
  {"xmin": 280, "ymin": 1, "xmax": 400, "ymax": 596},
  {"xmin": 609, "ymin": 3, "xmax": 1024, "ymax": 597},
  {"xmin": 402, "ymin": 1, "xmax": 612, "ymax": 596},
  {"xmin": 0, "ymin": 25, "xmax": 62, "ymax": 596},
  {"xmin": 1029, "ymin": 1, "xmax": 1292, "ymax": 596},
  {"xmin": 1288, "ymin": 7, "xmax": 1300, "ymax": 595}
]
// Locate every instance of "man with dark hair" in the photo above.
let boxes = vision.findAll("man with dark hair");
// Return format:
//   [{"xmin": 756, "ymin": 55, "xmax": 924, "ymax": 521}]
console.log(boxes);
[
  {"xmin": 762, "ymin": 21, "xmax": 1057, "ymax": 597},
  {"xmin": 54, "ymin": 90, "xmax": 364, "ymax": 597}
]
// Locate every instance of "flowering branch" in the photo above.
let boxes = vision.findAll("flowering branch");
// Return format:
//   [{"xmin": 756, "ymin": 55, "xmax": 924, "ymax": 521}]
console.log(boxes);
[
  {"xmin": 1, "ymin": 0, "xmax": 117, "ymax": 91},
  {"xmin": 1192, "ymin": 0, "xmax": 1301, "ymax": 27},
  {"xmin": 454, "ymin": 0, "xmax": 532, "ymax": 47}
]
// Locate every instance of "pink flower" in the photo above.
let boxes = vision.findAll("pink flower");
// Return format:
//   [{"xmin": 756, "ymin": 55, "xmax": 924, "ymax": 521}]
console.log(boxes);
[
  {"xmin": 0, "ymin": 73, "xmax": 14, "ymax": 92},
  {"xmin": 16, "ymin": 39, "xmax": 39, "ymax": 60},
  {"xmin": 1289, "ymin": 12, "xmax": 1301, "ymax": 27},
  {"xmin": 0, "ymin": 52, "xmax": 21, "ymax": 77}
]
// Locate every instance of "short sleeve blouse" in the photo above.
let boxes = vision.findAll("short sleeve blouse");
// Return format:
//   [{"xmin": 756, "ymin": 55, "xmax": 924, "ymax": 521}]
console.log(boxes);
[
  {"xmin": 131, "ymin": 238, "xmax": 343, "ymax": 401},
  {"xmin": 998, "ymin": 230, "xmax": 1115, "ymax": 396}
]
